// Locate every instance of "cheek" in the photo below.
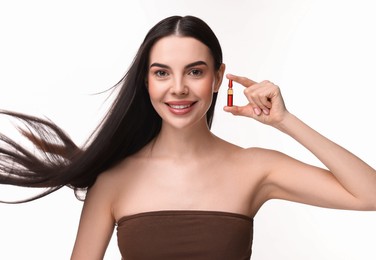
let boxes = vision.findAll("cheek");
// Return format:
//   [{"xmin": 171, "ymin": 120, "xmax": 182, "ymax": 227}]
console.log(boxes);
[
  {"xmin": 147, "ymin": 73, "xmax": 159, "ymax": 96},
  {"xmin": 147, "ymin": 85, "xmax": 157, "ymax": 100},
  {"xmin": 147, "ymin": 80, "xmax": 163, "ymax": 101},
  {"xmin": 197, "ymin": 76, "xmax": 216, "ymax": 98}
]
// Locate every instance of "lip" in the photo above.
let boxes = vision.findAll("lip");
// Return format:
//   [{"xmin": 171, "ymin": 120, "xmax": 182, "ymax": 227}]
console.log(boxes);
[{"xmin": 165, "ymin": 101, "xmax": 197, "ymax": 115}]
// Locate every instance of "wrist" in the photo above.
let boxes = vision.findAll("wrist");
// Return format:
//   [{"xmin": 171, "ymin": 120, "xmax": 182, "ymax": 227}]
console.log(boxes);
[{"xmin": 274, "ymin": 112, "xmax": 298, "ymax": 133}]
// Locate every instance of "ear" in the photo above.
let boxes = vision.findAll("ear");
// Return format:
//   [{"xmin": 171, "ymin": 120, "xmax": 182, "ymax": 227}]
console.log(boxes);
[{"xmin": 213, "ymin": 63, "xmax": 226, "ymax": 93}]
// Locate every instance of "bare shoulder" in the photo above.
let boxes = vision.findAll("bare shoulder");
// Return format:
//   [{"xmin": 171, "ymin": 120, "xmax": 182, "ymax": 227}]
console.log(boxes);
[
  {"xmin": 214, "ymin": 142, "xmax": 289, "ymax": 215},
  {"xmin": 212, "ymin": 136, "xmax": 283, "ymax": 168},
  {"xmin": 229, "ymin": 144, "xmax": 284, "ymax": 166},
  {"xmin": 242, "ymin": 146, "xmax": 281, "ymax": 155},
  {"xmin": 89, "ymin": 159, "xmax": 133, "ymax": 196},
  {"xmin": 85, "ymin": 159, "xmax": 134, "ymax": 210}
]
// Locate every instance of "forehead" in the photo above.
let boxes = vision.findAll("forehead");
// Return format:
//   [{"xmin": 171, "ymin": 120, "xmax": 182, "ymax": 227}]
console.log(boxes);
[{"xmin": 149, "ymin": 36, "xmax": 213, "ymax": 66}]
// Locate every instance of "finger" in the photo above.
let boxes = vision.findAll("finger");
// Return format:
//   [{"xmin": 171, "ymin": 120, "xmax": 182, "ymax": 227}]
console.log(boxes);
[
  {"xmin": 260, "ymin": 96, "xmax": 271, "ymax": 115},
  {"xmin": 261, "ymin": 96, "xmax": 272, "ymax": 109},
  {"xmin": 226, "ymin": 73, "xmax": 257, "ymax": 88},
  {"xmin": 223, "ymin": 105, "xmax": 255, "ymax": 117},
  {"xmin": 243, "ymin": 88, "xmax": 271, "ymax": 115},
  {"xmin": 251, "ymin": 95, "xmax": 272, "ymax": 115}
]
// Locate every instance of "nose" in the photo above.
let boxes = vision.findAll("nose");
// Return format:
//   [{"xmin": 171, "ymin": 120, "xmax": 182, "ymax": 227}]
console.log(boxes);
[{"xmin": 170, "ymin": 77, "xmax": 188, "ymax": 96}]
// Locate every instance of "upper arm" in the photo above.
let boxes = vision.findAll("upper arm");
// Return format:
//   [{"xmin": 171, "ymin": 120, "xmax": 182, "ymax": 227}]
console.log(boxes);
[
  {"xmin": 71, "ymin": 173, "xmax": 116, "ymax": 260},
  {"xmin": 260, "ymin": 149, "xmax": 365, "ymax": 210}
]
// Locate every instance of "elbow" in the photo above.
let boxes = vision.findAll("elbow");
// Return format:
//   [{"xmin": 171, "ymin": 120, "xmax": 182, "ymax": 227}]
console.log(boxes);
[
  {"xmin": 369, "ymin": 201, "xmax": 376, "ymax": 211},
  {"xmin": 366, "ymin": 195, "xmax": 376, "ymax": 211},
  {"xmin": 356, "ymin": 198, "xmax": 376, "ymax": 211},
  {"xmin": 361, "ymin": 204, "xmax": 376, "ymax": 211}
]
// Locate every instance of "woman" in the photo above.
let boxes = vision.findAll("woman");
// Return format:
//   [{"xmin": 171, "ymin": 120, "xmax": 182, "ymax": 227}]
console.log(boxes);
[{"xmin": 1, "ymin": 15, "xmax": 375, "ymax": 259}]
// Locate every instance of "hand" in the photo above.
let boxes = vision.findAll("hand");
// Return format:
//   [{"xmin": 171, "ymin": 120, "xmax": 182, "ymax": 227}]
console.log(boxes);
[{"xmin": 224, "ymin": 74, "xmax": 288, "ymax": 126}]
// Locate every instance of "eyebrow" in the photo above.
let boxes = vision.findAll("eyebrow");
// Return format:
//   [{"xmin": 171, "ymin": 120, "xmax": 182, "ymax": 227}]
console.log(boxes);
[{"xmin": 149, "ymin": 61, "xmax": 208, "ymax": 69}]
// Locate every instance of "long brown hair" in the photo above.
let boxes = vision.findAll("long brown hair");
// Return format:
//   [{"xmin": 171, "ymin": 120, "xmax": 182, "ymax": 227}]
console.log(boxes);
[{"xmin": 0, "ymin": 15, "xmax": 223, "ymax": 203}]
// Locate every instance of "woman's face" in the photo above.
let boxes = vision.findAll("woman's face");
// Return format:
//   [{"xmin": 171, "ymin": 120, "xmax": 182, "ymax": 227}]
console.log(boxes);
[{"xmin": 147, "ymin": 36, "xmax": 224, "ymax": 130}]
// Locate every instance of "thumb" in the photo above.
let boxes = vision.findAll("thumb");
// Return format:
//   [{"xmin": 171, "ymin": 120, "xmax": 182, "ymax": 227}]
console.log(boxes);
[{"xmin": 223, "ymin": 105, "xmax": 254, "ymax": 117}]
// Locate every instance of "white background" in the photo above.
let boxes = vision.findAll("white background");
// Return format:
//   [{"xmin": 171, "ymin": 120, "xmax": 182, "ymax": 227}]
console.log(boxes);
[{"xmin": 1, "ymin": 0, "xmax": 376, "ymax": 259}]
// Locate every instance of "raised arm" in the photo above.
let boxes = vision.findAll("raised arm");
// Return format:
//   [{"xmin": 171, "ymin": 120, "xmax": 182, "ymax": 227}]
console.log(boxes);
[{"xmin": 225, "ymin": 74, "xmax": 376, "ymax": 210}]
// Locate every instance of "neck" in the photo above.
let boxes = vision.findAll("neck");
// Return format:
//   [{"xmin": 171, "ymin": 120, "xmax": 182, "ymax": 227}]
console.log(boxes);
[{"xmin": 148, "ymin": 120, "xmax": 218, "ymax": 159}]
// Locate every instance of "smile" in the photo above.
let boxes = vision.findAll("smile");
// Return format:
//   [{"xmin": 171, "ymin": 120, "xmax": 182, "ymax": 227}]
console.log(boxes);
[
  {"xmin": 166, "ymin": 101, "xmax": 197, "ymax": 108},
  {"xmin": 165, "ymin": 101, "xmax": 197, "ymax": 115},
  {"xmin": 168, "ymin": 104, "xmax": 192, "ymax": 109}
]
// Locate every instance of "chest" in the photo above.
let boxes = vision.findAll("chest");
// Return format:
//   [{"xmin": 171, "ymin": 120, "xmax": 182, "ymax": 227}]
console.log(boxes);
[{"xmin": 112, "ymin": 157, "xmax": 261, "ymax": 219}]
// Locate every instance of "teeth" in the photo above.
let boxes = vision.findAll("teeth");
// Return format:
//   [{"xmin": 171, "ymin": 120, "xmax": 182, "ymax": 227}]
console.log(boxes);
[{"xmin": 169, "ymin": 104, "xmax": 191, "ymax": 109}]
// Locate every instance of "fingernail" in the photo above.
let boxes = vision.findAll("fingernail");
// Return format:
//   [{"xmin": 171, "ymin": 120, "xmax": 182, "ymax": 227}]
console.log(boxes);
[
  {"xmin": 262, "ymin": 109, "xmax": 269, "ymax": 115},
  {"xmin": 254, "ymin": 108, "xmax": 261, "ymax": 115}
]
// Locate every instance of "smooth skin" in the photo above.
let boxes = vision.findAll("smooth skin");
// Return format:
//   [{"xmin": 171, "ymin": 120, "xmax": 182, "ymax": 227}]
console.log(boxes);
[{"xmin": 71, "ymin": 36, "xmax": 376, "ymax": 259}]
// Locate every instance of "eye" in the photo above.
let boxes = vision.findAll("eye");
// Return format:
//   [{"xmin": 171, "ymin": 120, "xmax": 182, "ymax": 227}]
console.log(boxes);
[
  {"xmin": 188, "ymin": 69, "xmax": 203, "ymax": 77},
  {"xmin": 154, "ymin": 70, "xmax": 169, "ymax": 78}
]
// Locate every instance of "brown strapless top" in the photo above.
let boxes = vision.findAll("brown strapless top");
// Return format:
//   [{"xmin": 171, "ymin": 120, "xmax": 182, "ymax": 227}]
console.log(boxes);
[{"xmin": 116, "ymin": 210, "xmax": 253, "ymax": 260}]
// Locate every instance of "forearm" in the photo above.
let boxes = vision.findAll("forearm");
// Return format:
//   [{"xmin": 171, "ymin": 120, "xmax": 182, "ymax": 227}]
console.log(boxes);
[{"xmin": 276, "ymin": 112, "xmax": 376, "ymax": 206}]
